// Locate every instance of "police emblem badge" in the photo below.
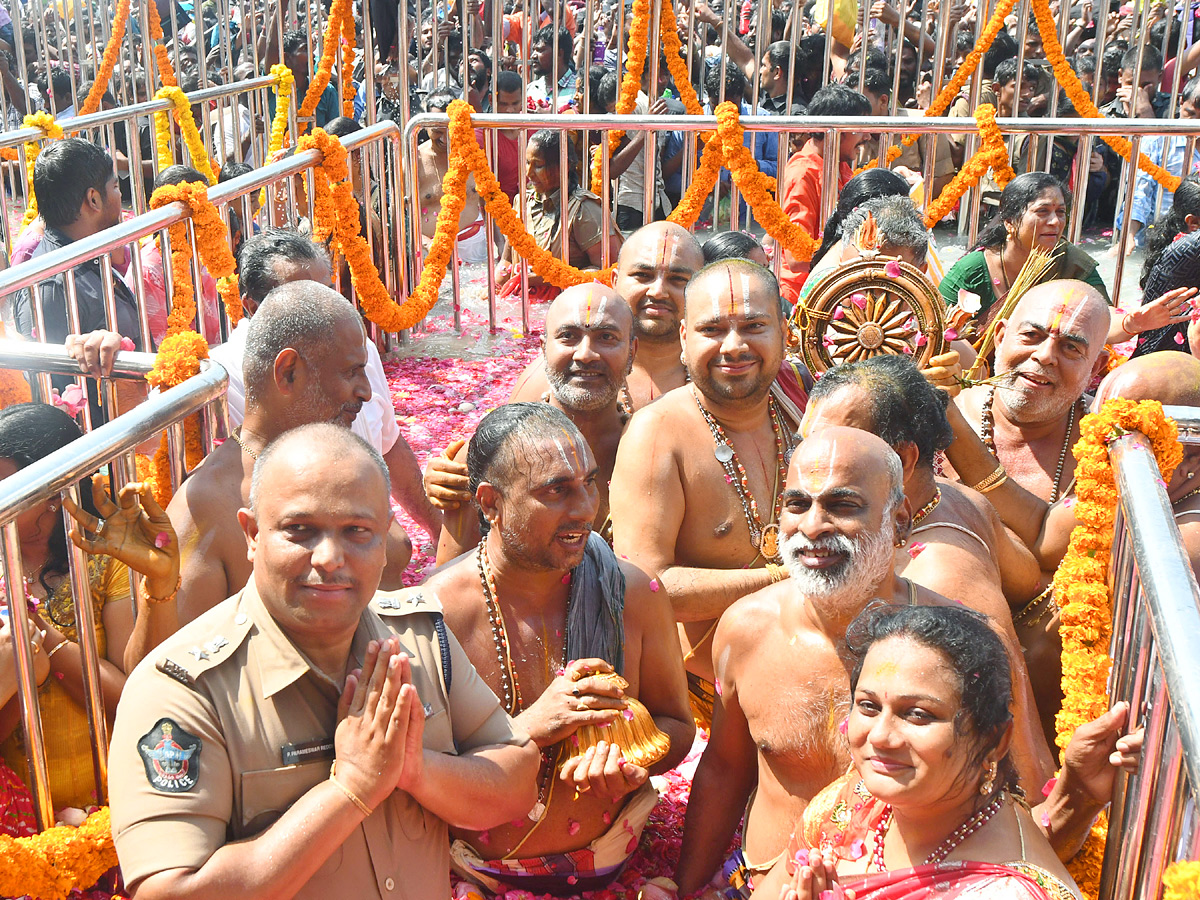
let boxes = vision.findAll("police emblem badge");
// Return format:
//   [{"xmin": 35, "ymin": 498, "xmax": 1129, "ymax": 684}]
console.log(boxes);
[{"xmin": 138, "ymin": 718, "xmax": 202, "ymax": 792}]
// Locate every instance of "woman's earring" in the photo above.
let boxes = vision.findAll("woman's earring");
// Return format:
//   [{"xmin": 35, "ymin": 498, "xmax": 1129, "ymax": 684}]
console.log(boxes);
[{"xmin": 980, "ymin": 760, "xmax": 998, "ymax": 796}]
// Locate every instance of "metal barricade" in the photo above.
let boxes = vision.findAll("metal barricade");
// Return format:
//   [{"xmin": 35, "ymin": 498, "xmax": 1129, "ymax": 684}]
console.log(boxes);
[
  {"xmin": 0, "ymin": 339, "xmax": 228, "ymax": 829},
  {"xmin": 1100, "ymin": 406, "xmax": 1200, "ymax": 898},
  {"xmin": 404, "ymin": 111, "xmax": 1200, "ymax": 333},
  {"xmin": 0, "ymin": 122, "xmax": 406, "ymax": 360}
]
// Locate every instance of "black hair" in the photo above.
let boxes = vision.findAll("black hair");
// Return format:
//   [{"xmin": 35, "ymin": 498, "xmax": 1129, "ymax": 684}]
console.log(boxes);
[
  {"xmin": 846, "ymin": 604, "xmax": 1018, "ymax": 800},
  {"xmin": 282, "ymin": 29, "xmax": 309, "ymax": 56},
  {"xmin": 237, "ymin": 228, "xmax": 329, "ymax": 306},
  {"xmin": 219, "ymin": 160, "xmax": 253, "ymax": 182},
  {"xmin": 955, "ymin": 31, "xmax": 976, "ymax": 57},
  {"xmin": 845, "ymin": 66, "xmax": 891, "ymax": 100},
  {"xmin": 765, "ymin": 40, "xmax": 802, "ymax": 87},
  {"xmin": 466, "ymin": 402, "xmax": 580, "ymax": 531},
  {"xmin": 705, "ymin": 56, "xmax": 746, "ymax": 105},
  {"xmin": 77, "ymin": 80, "xmax": 114, "ymax": 108},
  {"xmin": 1074, "ymin": 53, "xmax": 1096, "ymax": 78},
  {"xmin": 533, "ymin": 23, "xmax": 573, "ymax": 61},
  {"xmin": 983, "ymin": 30, "xmax": 1017, "ymax": 79},
  {"xmin": 425, "ymin": 89, "xmax": 457, "ymax": 113},
  {"xmin": 323, "ymin": 116, "xmax": 362, "ymax": 138},
  {"xmin": 993, "ymin": 57, "xmax": 1040, "ymax": 87},
  {"xmin": 1141, "ymin": 173, "xmax": 1200, "ymax": 289},
  {"xmin": 806, "ymin": 83, "xmax": 871, "ymax": 118},
  {"xmin": 844, "ymin": 46, "xmax": 888, "ymax": 76},
  {"xmin": 33, "ymin": 138, "xmax": 116, "ymax": 230},
  {"xmin": 1121, "ymin": 44, "xmax": 1162, "ymax": 74},
  {"xmin": 0, "ymin": 404, "xmax": 99, "ymax": 595},
  {"xmin": 496, "ymin": 69, "xmax": 524, "ymax": 95},
  {"xmin": 597, "ymin": 69, "xmax": 621, "ymax": 107},
  {"xmin": 528, "ymin": 128, "xmax": 579, "ymax": 193},
  {"xmin": 153, "ymin": 165, "xmax": 207, "ymax": 191},
  {"xmin": 809, "ymin": 354, "xmax": 952, "ymax": 467},
  {"xmin": 702, "ymin": 231, "xmax": 766, "ymax": 263},
  {"xmin": 814, "ymin": 167, "xmax": 911, "ymax": 266},
  {"xmin": 975, "ymin": 172, "xmax": 1069, "ymax": 250},
  {"xmin": 1102, "ymin": 44, "xmax": 1125, "ymax": 79}
]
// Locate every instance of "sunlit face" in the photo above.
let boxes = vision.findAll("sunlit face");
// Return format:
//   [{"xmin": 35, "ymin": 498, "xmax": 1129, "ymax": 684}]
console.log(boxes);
[
  {"xmin": 613, "ymin": 228, "xmax": 702, "ymax": 340},
  {"xmin": 543, "ymin": 288, "xmax": 635, "ymax": 411},
  {"xmin": 1120, "ymin": 66, "xmax": 1161, "ymax": 97},
  {"xmin": 838, "ymin": 130, "xmax": 868, "ymax": 164},
  {"xmin": 993, "ymin": 286, "xmax": 1110, "ymax": 424},
  {"xmin": 294, "ymin": 314, "xmax": 372, "ymax": 427},
  {"xmin": 243, "ymin": 445, "xmax": 390, "ymax": 650},
  {"xmin": 487, "ymin": 434, "xmax": 600, "ymax": 571},
  {"xmin": 98, "ymin": 170, "xmax": 123, "ymax": 229},
  {"xmin": 996, "ymin": 76, "xmax": 1037, "ymax": 117},
  {"xmin": 682, "ymin": 267, "xmax": 784, "ymax": 404},
  {"xmin": 532, "ymin": 40, "xmax": 554, "ymax": 77},
  {"xmin": 849, "ymin": 636, "xmax": 984, "ymax": 811},
  {"xmin": 525, "ymin": 143, "xmax": 558, "ymax": 195},
  {"xmin": 1010, "ymin": 187, "xmax": 1067, "ymax": 252},
  {"xmin": 900, "ymin": 44, "xmax": 917, "ymax": 82}
]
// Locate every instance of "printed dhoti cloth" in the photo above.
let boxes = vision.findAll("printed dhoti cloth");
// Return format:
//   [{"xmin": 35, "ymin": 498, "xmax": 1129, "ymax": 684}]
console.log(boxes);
[{"xmin": 450, "ymin": 782, "xmax": 659, "ymax": 894}]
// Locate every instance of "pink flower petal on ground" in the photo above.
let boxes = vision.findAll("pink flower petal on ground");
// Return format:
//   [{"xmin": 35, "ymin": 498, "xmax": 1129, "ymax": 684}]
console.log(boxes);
[
  {"xmin": 649, "ymin": 578, "xmax": 660, "ymax": 592},
  {"xmin": 850, "ymin": 292, "xmax": 868, "ymax": 309},
  {"xmin": 568, "ymin": 819, "xmax": 581, "ymax": 836},
  {"xmin": 884, "ymin": 260, "xmax": 902, "ymax": 278},
  {"xmin": 119, "ymin": 336, "xmax": 135, "ymax": 351},
  {"xmin": 1042, "ymin": 777, "xmax": 1057, "ymax": 797},
  {"xmin": 944, "ymin": 327, "xmax": 959, "ymax": 341},
  {"xmin": 907, "ymin": 541, "xmax": 927, "ymax": 558}
]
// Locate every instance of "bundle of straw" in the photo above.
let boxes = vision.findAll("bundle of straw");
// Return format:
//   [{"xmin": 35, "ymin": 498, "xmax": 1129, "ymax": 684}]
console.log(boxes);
[{"xmin": 965, "ymin": 245, "xmax": 1058, "ymax": 383}]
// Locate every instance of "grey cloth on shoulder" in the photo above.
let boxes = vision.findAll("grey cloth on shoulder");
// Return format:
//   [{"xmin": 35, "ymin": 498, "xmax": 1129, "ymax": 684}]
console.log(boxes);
[{"xmin": 566, "ymin": 533, "xmax": 627, "ymax": 675}]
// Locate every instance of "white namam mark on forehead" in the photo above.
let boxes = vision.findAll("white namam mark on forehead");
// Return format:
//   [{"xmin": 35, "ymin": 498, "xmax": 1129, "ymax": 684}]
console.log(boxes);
[
  {"xmin": 739, "ymin": 273, "xmax": 752, "ymax": 318},
  {"xmin": 592, "ymin": 296, "xmax": 609, "ymax": 325}
]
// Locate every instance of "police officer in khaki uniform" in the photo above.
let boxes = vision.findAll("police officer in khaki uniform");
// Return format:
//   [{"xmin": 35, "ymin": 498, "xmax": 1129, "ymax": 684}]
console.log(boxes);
[{"xmin": 108, "ymin": 424, "xmax": 540, "ymax": 900}]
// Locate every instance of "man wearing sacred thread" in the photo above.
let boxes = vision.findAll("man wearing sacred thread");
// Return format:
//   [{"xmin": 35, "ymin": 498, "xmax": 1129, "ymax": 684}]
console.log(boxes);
[
  {"xmin": 419, "ymin": 402, "xmax": 694, "ymax": 894},
  {"xmin": 108, "ymin": 425, "xmax": 539, "ymax": 900}
]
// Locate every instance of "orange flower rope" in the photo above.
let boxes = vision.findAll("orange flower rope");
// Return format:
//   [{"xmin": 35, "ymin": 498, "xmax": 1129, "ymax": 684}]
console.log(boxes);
[
  {"xmin": 1051, "ymin": 398, "xmax": 1181, "ymax": 899},
  {"xmin": 590, "ymin": 0, "xmax": 650, "ymax": 193},
  {"xmin": 0, "ymin": 322, "xmax": 31, "ymax": 410},
  {"xmin": 1030, "ymin": 0, "xmax": 1181, "ymax": 193},
  {"xmin": 1164, "ymin": 861, "xmax": 1200, "ymax": 900},
  {"xmin": 299, "ymin": 0, "xmax": 351, "ymax": 132},
  {"xmin": 146, "ymin": 0, "xmax": 178, "ymax": 88},
  {"xmin": 340, "ymin": 11, "xmax": 356, "ymax": 119},
  {"xmin": 78, "ymin": 0, "xmax": 130, "ymax": 117},
  {"xmin": 18, "ymin": 111, "xmax": 65, "ymax": 233},
  {"xmin": 154, "ymin": 86, "xmax": 217, "ymax": 184},
  {"xmin": 923, "ymin": 104, "xmax": 1012, "ymax": 226},
  {"xmin": 0, "ymin": 807, "xmax": 117, "ymax": 900}
]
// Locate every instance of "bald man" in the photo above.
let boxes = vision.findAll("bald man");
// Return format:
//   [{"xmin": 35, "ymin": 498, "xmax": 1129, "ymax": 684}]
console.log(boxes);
[
  {"xmin": 425, "ymin": 283, "xmax": 636, "ymax": 563},
  {"xmin": 943, "ymin": 280, "xmax": 1113, "ymax": 504},
  {"xmin": 509, "ymin": 223, "xmax": 705, "ymax": 412},
  {"xmin": 110, "ymin": 424, "xmax": 538, "ymax": 900},
  {"xmin": 170, "ymin": 281, "xmax": 411, "ymax": 625},
  {"xmin": 674, "ymin": 427, "xmax": 960, "ymax": 895},
  {"xmin": 611, "ymin": 259, "xmax": 796, "ymax": 728}
]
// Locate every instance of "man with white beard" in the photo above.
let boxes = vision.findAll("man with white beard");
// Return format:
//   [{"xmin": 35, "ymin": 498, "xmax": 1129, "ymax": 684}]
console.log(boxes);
[{"xmin": 673, "ymin": 426, "xmax": 950, "ymax": 897}]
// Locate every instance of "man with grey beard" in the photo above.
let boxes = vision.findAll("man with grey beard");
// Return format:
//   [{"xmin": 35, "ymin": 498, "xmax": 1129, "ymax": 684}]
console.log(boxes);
[
  {"xmin": 425, "ymin": 283, "xmax": 635, "ymax": 563},
  {"xmin": 672, "ymin": 426, "xmax": 943, "ymax": 898}
]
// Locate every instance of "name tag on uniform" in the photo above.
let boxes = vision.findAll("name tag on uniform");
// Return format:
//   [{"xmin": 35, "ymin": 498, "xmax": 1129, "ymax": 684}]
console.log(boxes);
[{"xmin": 281, "ymin": 738, "xmax": 335, "ymax": 766}]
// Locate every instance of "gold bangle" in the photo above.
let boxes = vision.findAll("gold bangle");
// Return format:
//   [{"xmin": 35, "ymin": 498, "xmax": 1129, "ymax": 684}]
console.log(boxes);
[
  {"xmin": 766, "ymin": 563, "xmax": 788, "ymax": 583},
  {"xmin": 977, "ymin": 473, "xmax": 1009, "ymax": 494},
  {"xmin": 139, "ymin": 577, "xmax": 181, "ymax": 606},
  {"xmin": 329, "ymin": 761, "xmax": 374, "ymax": 817},
  {"xmin": 970, "ymin": 464, "xmax": 1008, "ymax": 494},
  {"xmin": 45, "ymin": 641, "xmax": 69, "ymax": 661}
]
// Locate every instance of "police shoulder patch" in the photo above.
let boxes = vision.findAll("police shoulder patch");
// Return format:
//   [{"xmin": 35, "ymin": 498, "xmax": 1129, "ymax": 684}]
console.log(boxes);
[{"xmin": 137, "ymin": 718, "xmax": 202, "ymax": 793}]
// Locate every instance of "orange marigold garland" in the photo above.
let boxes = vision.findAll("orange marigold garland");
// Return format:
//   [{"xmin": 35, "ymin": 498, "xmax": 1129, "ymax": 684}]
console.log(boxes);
[
  {"xmin": 1164, "ymin": 861, "xmax": 1200, "ymax": 900},
  {"xmin": 0, "ymin": 807, "xmax": 117, "ymax": 900},
  {"xmin": 1050, "ymin": 398, "xmax": 1182, "ymax": 899},
  {"xmin": 155, "ymin": 86, "xmax": 217, "ymax": 184},
  {"xmin": 298, "ymin": 0, "xmax": 351, "ymax": 132},
  {"xmin": 590, "ymin": 0, "xmax": 650, "ymax": 193},
  {"xmin": 1030, "ymin": 0, "xmax": 1181, "ymax": 193},
  {"xmin": 18, "ymin": 112, "xmax": 65, "ymax": 233},
  {"xmin": 923, "ymin": 104, "xmax": 1012, "ymax": 227},
  {"xmin": 340, "ymin": 11, "xmax": 356, "ymax": 119},
  {"xmin": 78, "ymin": 0, "xmax": 130, "ymax": 117},
  {"xmin": 146, "ymin": 0, "xmax": 178, "ymax": 88}
]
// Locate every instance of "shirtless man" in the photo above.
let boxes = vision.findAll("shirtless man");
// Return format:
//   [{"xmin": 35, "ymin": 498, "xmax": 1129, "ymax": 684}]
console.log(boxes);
[
  {"xmin": 800, "ymin": 355, "xmax": 1055, "ymax": 793},
  {"xmin": 610, "ymin": 259, "xmax": 796, "ymax": 727},
  {"xmin": 673, "ymin": 427, "xmax": 1141, "ymax": 897},
  {"xmin": 419, "ymin": 403, "xmax": 693, "ymax": 894},
  {"xmin": 508, "ymin": 222, "xmax": 703, "ymax": 411},
  {"xmin": 418, "ymin": 91, "xmax": 486, "ymax": 262},
  {"xmin": 423, "ymin": 284, "xmax": 634, "ymax": 563},
  {"xmin": 171, "ymin": 282, "xmax": 411, "ymax": 625}
]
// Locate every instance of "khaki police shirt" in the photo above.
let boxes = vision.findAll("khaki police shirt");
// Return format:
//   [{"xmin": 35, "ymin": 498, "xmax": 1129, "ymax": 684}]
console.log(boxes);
[{"xmin": 108, "ymin": 580, "xmax": 527, "ymax": 900}]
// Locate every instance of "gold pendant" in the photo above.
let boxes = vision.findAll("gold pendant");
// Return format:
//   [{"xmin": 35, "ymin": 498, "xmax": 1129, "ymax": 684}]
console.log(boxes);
[{"xmin": 760, "ymin": 524, "xmax": 780, "ymax": 561}]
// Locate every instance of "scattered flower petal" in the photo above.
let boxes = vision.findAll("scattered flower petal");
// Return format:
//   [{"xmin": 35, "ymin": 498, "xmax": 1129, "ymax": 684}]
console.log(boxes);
[
  {"xmin": 568, "ymin": 819, "xmax": 581, "ymax": 836},
  {"xmin": 154, "ymin": 531, "xmax": 171, "ymax": 548},
  {"xmin": 1042, "ymin": 777, "xmax": 1057, "ymax": 797},
  {"xmin": 649, "ymin": 578, "xmax": 660, "ymax": 592},
  {"xmin": 907, "ymin": 541, "xmax": 927, "ymax": 558},
  {"xmin": 915, "ymin": 332, "xmax": 928, "ymax": 347},
  {"xmin": 944, "ymin": 327, "xmax": 959, "ymax": 341},
  {"xmin": 849, "ymin": 839, "xmax": 866, "ymax": 860},
  {"xmin": 850, "ymin": 292, "xmax": 868, "ymax": 309},
  {"xmin": 119, "ymin": 336, "xmax": 136, "ymax": 351},
  {"xmin": 832, "ymin": 307, "xmax": 845, "ymax": 320},
  {"xmin": 956, "ymin": 289, "xmax": 982, "ymax": 314},
  {"xmin": 1176, "ymin": 331, "xmax": 1186, "ymax": 344},
  {"xmin": 884, "ymin": 260, "xmax": 902, "ymax": 278}
]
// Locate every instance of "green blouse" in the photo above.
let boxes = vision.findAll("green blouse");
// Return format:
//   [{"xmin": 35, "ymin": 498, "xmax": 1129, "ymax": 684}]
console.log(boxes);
[{"xmin": 939, "ymin": 243, "xmax": 1111, "ymax": 316}]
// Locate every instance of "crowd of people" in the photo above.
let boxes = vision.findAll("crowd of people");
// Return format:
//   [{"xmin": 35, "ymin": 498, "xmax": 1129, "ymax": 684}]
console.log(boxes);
[{"xmin": 1, "ymin": 0, "xmax": 1200, "ymax": 898}]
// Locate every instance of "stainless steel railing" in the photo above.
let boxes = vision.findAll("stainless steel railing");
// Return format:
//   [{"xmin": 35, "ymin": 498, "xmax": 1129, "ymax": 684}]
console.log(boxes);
[
  {"xmin": 1101, "ymin": 407, "xmax": 1200, "ymax": 898},
  {"xmin": 0, "ymin": 342, "xmax": 228, "ymax": 830}
]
